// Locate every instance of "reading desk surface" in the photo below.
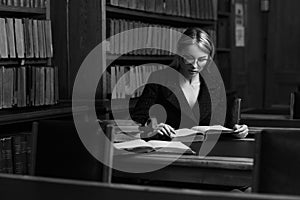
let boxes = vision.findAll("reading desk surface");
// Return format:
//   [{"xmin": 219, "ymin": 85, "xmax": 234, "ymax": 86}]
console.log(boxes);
[
  {"xmin": 109, "ymin": 122, "xmax": 264, "ymax": 188},
  {"xmin": 110, "ymin": 122, "xmax": 256, "ymax": 188}
]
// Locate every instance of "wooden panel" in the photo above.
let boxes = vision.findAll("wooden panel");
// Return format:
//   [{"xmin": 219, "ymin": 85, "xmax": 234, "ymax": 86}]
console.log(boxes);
[
  {"xmin": 265, "ymin": 0, "xmax": 300, "ymax": 107},
  {"xmin": 244, "ymin": 0, "xmax": 264, "ymax": 108},
  {"xmin": 113, "ymin": 154, "xmax": 253, "ymax": 188},
  {"xmin": 240, "ymin": 118, "xmax": 300, "ymax": 128},
  {"xmin": 215, "ymin": 52, "xmax": 232, "ymax": 90},
  {"xmin": 230, "ymin": 0, "xmax": 248, "ymax": 102},
  {"xmin": 253, "ymin": 129, "xmax": 300, "ymax": 195},
  {"xmin": 1, "ymin": 174, "xmax": 300, "ymax": 200},
  {"xmin": 50, "ymin": 0, "xmax": 69, "ymax": 99},
  {"xmin": 68, "ymin": 0, "xmax": 102, "ymax": 99},
  {"xmin": 271, "ymin": 74, "xmax": 300, "ymax": 105}
]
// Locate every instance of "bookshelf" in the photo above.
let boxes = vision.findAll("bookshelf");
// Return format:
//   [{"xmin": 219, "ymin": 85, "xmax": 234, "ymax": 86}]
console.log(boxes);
[
  {"xmin": 0, "ymin": 0, "xmax": 61, "ymax": 175},
  {"xmin": 106, "ymin": 5, "xmax": 216, "ymax": 26},
  {"xmin": 50, "ymin": 0, "xmax": 236, "ymax": 108},
  {"xmin": 0, "ymin": 0, "xmax": 58, "ymax": 111},
  {"xmin": 107, "ymin": 55, "xmax": 174, "ymax": 62},
  {"xmin": 104, "ymin": 0, "xmax": 218, "ymax": 104},
  {"xmin": 1, "ymin": 1, "xmax": 236, "ymax": 124},
  {"xmin": 0, "ymin": 0, "xmax": 240, "ymax": 180},
  {"xmin": 96, "ymin": 0, "xmax": 236, "ymax": 118},
  {"xmin": 0, "ymin": 6, "xmax": 45, "ymax": 15}
]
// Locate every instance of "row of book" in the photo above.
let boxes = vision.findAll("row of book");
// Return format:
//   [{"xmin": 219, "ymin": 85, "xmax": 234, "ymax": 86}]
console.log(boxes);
[
  {"xmin": 0, "ymin": 0, "xmax": 47, "ymax": 8},
  {"xmin": 107, "ymin": 18, "xmax": 216, "ymax": 55},
  {"xmin": 109, "ymin": 64, "xmax": 166, "ymax": 99},
  {"xmin": 107, "ymin": 0, "xmax": 217, "ymax": 20},
  {"xmin": 0, "ymin": 133, "xmax": 32, "ymax": 175},
  {"xmin": 0, "ymin": 65, "xmax": 58, "ymax": 109},
  {"xmin": 0, "ymin": 18, "xmax": 53, "ymax": 59}
]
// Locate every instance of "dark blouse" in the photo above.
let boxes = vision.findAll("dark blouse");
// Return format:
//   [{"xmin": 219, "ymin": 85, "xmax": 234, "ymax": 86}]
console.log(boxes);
[{"xmin": 130, "ymin": 68, "xmax": 212, "ymax": 129}]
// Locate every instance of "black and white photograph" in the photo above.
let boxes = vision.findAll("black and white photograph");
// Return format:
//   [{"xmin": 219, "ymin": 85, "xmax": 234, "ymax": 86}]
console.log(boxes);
[{"xmin": 0, "ymin": 0, "xmax": 300, "ymax": 199}]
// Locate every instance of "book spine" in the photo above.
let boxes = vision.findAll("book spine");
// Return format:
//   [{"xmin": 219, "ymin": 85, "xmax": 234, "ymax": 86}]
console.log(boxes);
[
  {"xmin": 0, "ymin": 138, "xmax": 4, "ymax": 173},
  {"xmin": 12, "ymin": 135, "xmax": 27, "ymax": 174},
  {"xmin": 0, "ymin": 67, "xmax": 2, "ymax": 109},
  {"xmin": 25, "ymin": 133, "xmax": 32, "ymax": 175},
  {"xmin": 0, "ymin": 18, "xmax": 9, "ymax": 58},
  {"xmin": 1, "ymin": 137, "xmax": 14, "ymax": 174}
]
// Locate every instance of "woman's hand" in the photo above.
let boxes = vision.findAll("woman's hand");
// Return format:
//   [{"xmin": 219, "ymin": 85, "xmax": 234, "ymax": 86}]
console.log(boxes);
[
  {"xmin": 232, "ymin": 124, "xmax": 249, "ymax": 139},
  {"xmin": 141, "ymin": 123, "xmax": 176, "ymax": 141},
  {"xmin": 153, "ymin": 123, "xmax": 176, "ymax": 139}
]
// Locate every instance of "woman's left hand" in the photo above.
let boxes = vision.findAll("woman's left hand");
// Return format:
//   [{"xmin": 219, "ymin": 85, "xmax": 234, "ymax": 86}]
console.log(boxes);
[{"xmin": 232, "ymin": 124, "xmax": 249, "ymax": 139}]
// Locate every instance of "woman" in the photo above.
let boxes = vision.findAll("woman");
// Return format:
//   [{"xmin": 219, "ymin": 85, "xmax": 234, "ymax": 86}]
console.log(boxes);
[{"xmin": 131, "ymin": 27, "xmax": 248, "ymax": 140}]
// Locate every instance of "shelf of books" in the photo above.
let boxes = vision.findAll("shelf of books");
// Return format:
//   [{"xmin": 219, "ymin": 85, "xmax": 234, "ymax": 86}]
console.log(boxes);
[
  {"xmin": 0, "ymin": 132, "xmax": 32, "ymax": 175},
  {"xmin": 106, "ymin": 4, "xmax": 216, "ymax": 26},
  {"xmin": 0, "ymin": 0, "xmax": 47, "ymax": 18},
  {"xmin": 0, "ymin": 0, "xmax": 58, "ymax": 112},
  {"xmin": 104, "ymin": 0, "xmax": 218, "ymax": 103},
  {"xmin": 0, "ymin": 0, "xmax": 59, "ymax": 175}
]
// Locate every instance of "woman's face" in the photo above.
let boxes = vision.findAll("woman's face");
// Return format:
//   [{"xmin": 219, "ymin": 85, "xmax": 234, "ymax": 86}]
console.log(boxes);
[{"xmin": 179, "ymin": 44, "xmax": 210, "ymax": 79}]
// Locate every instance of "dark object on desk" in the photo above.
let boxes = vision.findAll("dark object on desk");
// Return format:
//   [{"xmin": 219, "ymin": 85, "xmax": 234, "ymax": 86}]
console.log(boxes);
[
  {"xmin": 32, "ymin": 120, "xmax": 110, "ymax": 182},
  {"xmin": 253, "ymin": 129, "xmax": 300, "ymax": 195},
  {"xmin": 290, "ymin": 92, "xmax": 300, "ymax": 119},
  {"xmin": 225, "ymin": 91, "xmax": 241, "ymax": 128}
]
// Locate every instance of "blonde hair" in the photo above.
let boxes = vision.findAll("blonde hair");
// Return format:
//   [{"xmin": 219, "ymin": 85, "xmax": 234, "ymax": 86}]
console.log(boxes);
[{"xmin": 170, "ymin": 27, "xmax": 215, "ymax": 70}]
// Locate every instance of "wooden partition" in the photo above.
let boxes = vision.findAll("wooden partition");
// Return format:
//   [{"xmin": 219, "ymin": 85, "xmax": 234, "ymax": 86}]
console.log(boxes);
[
  {"xmin": 32, "ymin": 119, "xmax": 113, "ymax": 182},
  {"xmin": 253, "ymin": 129, "xmax": 300, "ymax": 195},
  {"xmin": 241, "ymin": 118, "xmax": 300, "ymax": 128},
  {"xmin": 0, "ymin": 174, "xmax": 300, "ymax": 200}
]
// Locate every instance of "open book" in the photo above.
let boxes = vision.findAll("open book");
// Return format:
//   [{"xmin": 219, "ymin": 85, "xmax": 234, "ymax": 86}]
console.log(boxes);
[
  {"xmin": 173, "ymin": 125, "xmax": 233, "ymax": 142},
  {"xmin": 114, "ymin": 139, "xmax": 195, "ymax": 155}
]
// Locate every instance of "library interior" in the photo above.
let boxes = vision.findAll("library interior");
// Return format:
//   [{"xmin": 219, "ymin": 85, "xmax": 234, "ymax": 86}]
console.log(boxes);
[{"xmin": 0, "ymin": 0, "xmax": 300, "ymax": 199}]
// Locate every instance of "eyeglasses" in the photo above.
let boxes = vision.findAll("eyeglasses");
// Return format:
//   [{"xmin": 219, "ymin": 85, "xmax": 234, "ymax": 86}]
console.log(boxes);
[{"xmin": 182, "ymin": 55, "xmax": 210, "ymax": 65}]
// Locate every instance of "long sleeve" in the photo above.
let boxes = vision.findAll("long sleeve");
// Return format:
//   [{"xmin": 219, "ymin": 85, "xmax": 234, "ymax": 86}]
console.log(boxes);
[{"xmin": 130, "ymin": 73, "xmax": 159, "ymax": 126}]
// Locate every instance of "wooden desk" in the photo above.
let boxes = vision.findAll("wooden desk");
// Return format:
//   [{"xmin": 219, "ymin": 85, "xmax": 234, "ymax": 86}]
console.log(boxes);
[
  {"xmin": 206, "ymin": 137, "xmax": 255, "ymax": 158},
  {"xmin": 106, "ymin": 120, "xmax": 257, "ymax": 188},
  {"xmin": 111, "ymin": 131, "xmax": 256, "ymax": 188},
  {"xmin": 113, "ymin": 153, "xmax": 253, "ymax": 188}
]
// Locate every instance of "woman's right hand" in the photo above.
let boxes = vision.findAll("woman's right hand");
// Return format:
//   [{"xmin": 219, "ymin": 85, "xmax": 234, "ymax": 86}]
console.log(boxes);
[
  {"xmin": 141, "ymin": 123, "xmax": 176, "ymax": 141},
  {"xmin": 153, "ymin": 123, "xmax": 176, "ymax": 139}
]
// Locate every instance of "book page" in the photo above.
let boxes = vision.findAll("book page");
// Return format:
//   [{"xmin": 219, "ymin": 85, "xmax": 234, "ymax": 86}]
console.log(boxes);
[
  {"xmin": 174, "ymin": 128, "xmax": 203, "ymax": 137},
  {"xmin": 114, "ymin": 132, "xmax": 141, "ymax": 143},
  {"xmin": 147, "ymin": 140, "xmax": 195, "ymax": 154},
  {"xmin": 191, "ymin": 125, "xmax": 233, "ymax": 133},
  {"xmin": 114, "ymin": 139, "xmax": 152, "ymax": 150}
]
